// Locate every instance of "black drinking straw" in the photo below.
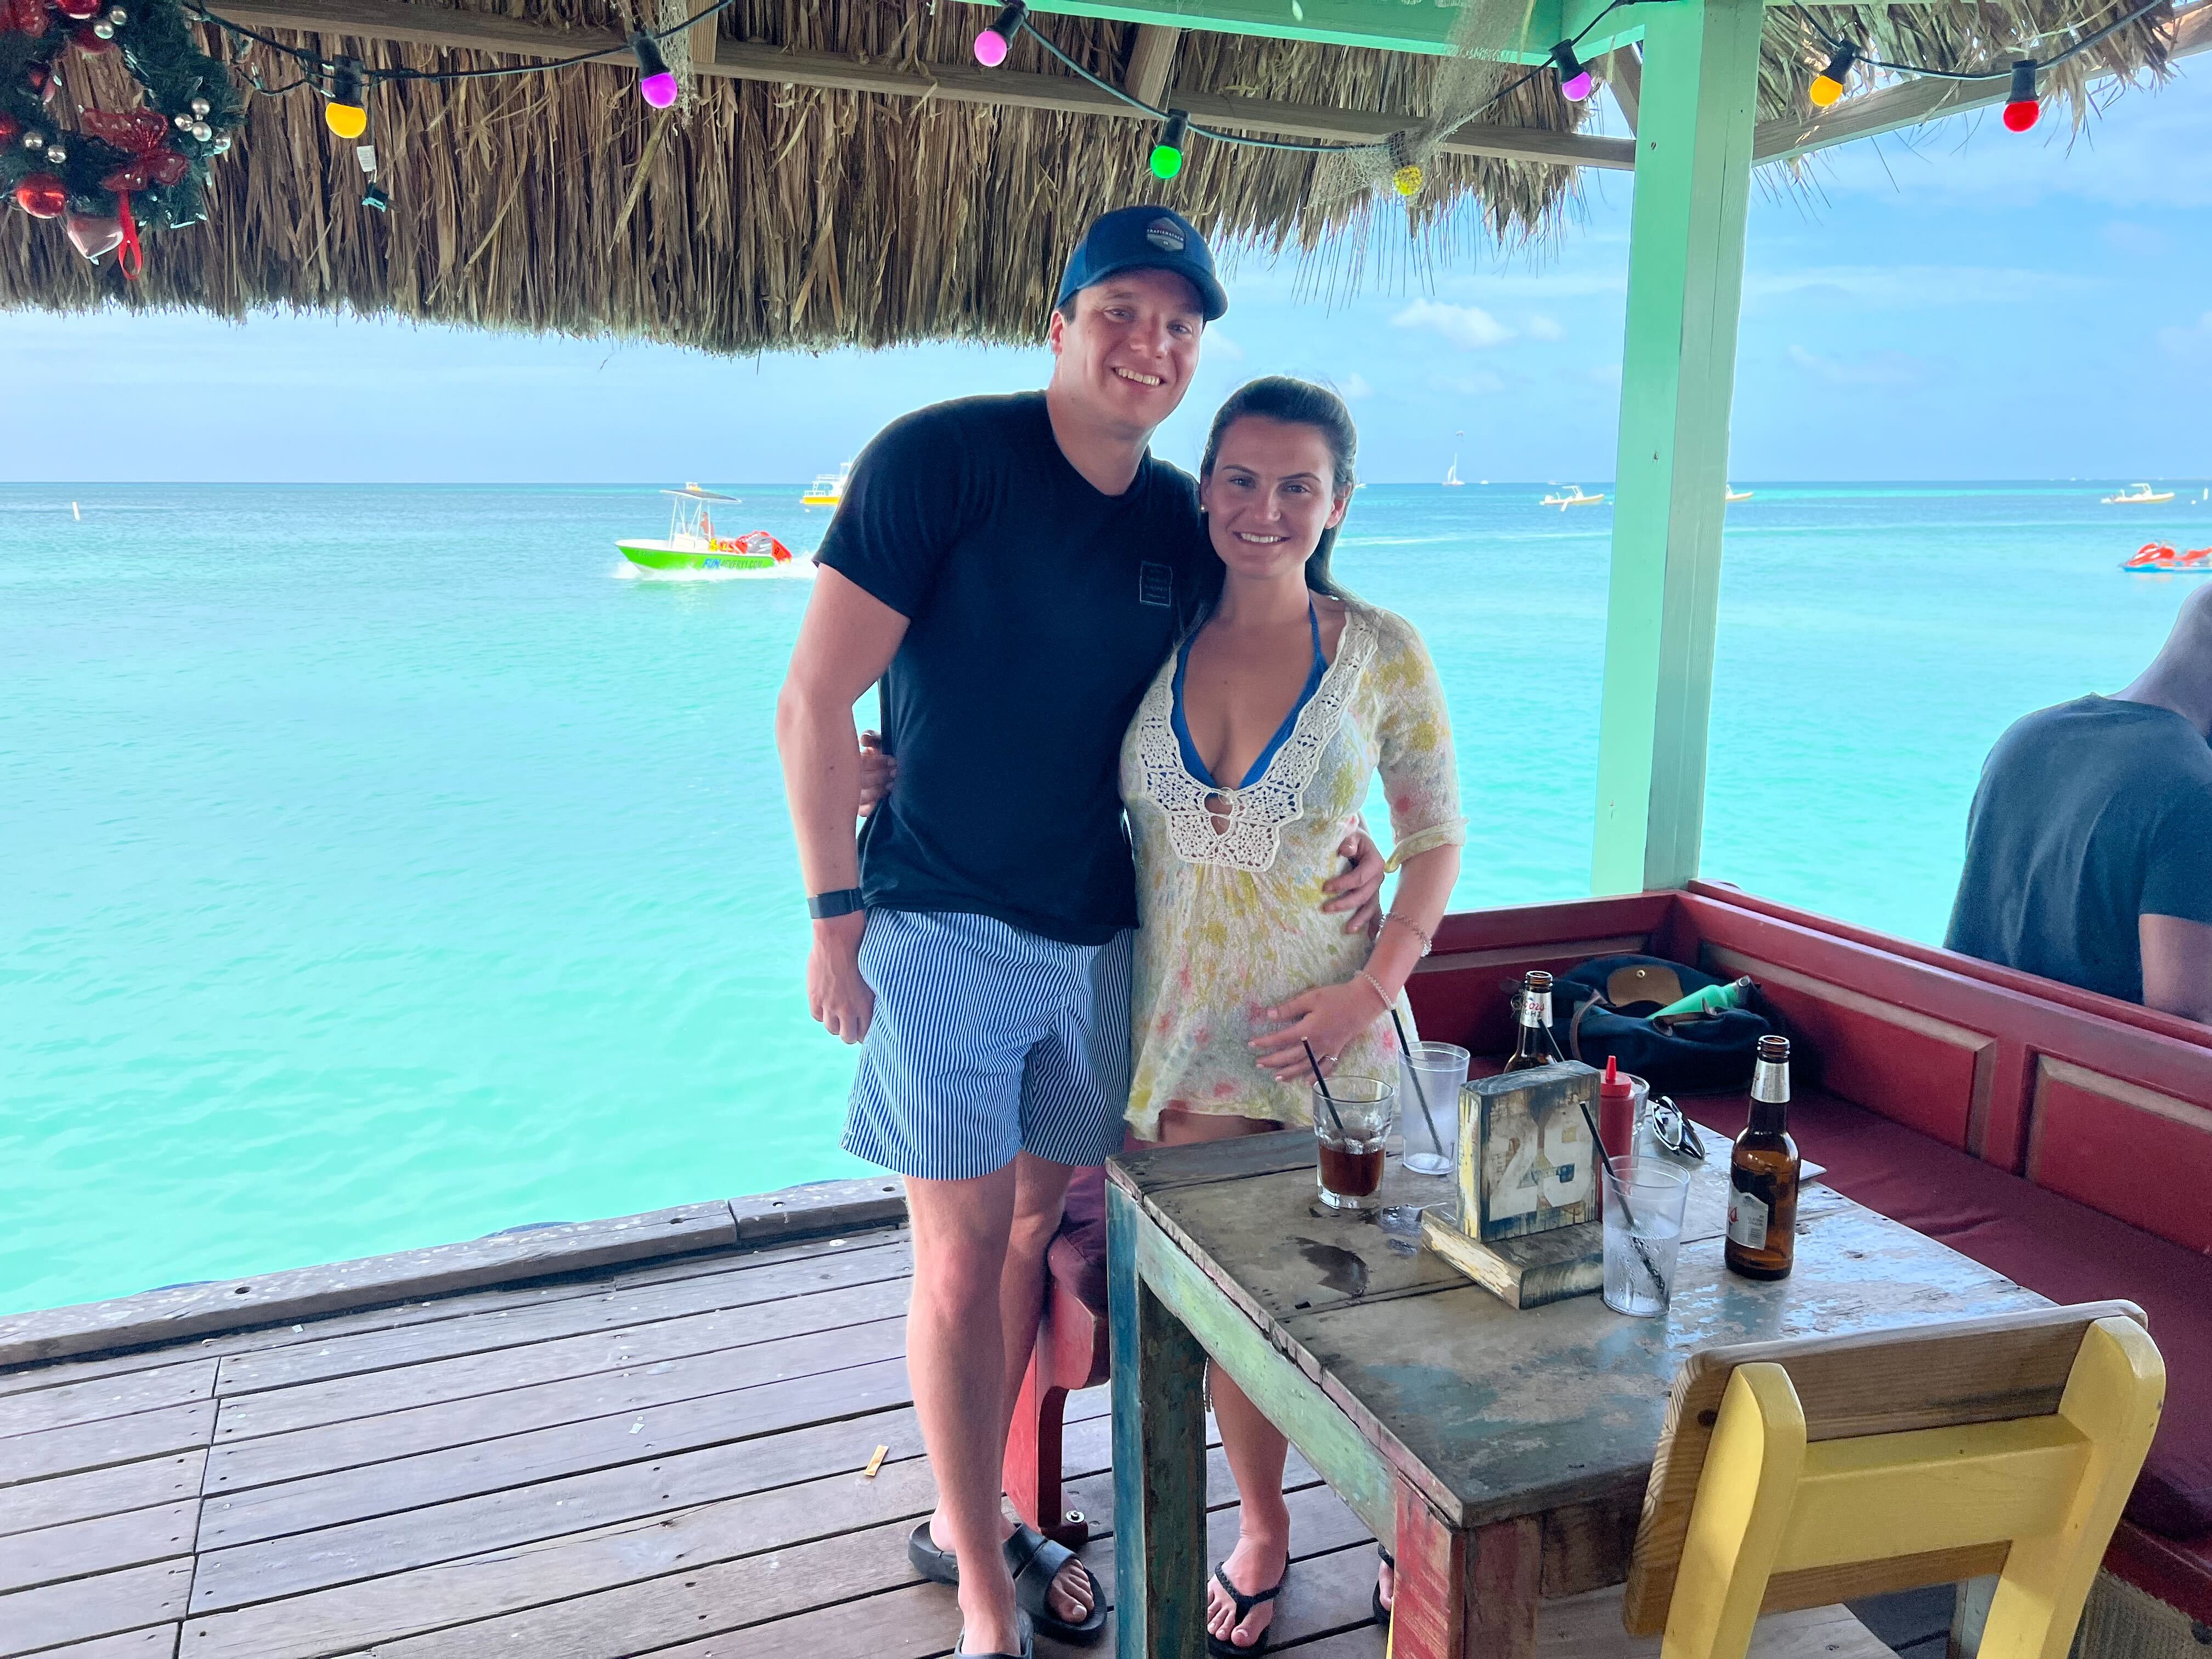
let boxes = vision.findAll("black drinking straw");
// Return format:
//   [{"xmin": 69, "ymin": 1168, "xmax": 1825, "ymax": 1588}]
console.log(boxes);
[
  {"xmin": 1577, "ymin": 1095, "xmax": 1666, "ymax": 1297},
  {"xmin": 1302, "ymin": 1041, "xmax": 1350, "ymax": 1138},
  {"xmin": 1389, "ymin": 1008, "xmax": 1449, "ymax": 1163}
]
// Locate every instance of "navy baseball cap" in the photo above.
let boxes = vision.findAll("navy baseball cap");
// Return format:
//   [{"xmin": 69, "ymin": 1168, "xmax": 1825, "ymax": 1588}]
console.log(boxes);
[{"xmin": 1054, "ymin": 205, "xmax": 1228, "ymax": 322}]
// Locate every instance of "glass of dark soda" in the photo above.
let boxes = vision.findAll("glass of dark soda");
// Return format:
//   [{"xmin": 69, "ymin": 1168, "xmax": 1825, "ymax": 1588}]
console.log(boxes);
[{"xmin": 1312, "ymin": 1076, "xmax": 1397, "ymax": 1212}]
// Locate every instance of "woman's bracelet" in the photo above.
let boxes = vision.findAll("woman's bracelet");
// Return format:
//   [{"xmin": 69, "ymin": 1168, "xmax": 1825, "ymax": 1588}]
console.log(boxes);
[
  {"xmin": 1381, "ymin": 910, "xmax": 1434, "ymax": 957},
  {"xmin": 1355, "ymin": 968, "xmax": 1395, "ymax": 1013}
]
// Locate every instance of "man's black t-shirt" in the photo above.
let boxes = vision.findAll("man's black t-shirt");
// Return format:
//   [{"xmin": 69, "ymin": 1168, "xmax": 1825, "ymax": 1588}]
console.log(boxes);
[
  {"xmin": 814, "ymin": 392, "xmax": 1208, "ymax": 946},
  {"xmin": 1945, "ymin": 694, "xmax": 2212, "ymax": 1003}
]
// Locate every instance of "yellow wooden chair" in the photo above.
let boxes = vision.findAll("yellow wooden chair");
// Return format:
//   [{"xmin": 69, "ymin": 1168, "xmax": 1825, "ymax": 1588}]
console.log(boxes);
[{"xmin": 1617, "ymin": 1300, "xmax": 2166, "ymax": 1659}]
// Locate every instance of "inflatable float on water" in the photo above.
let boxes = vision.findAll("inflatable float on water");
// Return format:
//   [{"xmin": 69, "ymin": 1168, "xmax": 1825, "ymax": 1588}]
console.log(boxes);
[{"xmin": 2121, "ymin": 543, "xmax": 2212, "ymax": 573}]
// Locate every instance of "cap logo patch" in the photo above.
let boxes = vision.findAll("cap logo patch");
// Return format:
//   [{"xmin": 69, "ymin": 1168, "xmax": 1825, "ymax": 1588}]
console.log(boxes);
[{"xmin": 1145, "ymin": 218, "xmax": 1187, "ymax": 252}]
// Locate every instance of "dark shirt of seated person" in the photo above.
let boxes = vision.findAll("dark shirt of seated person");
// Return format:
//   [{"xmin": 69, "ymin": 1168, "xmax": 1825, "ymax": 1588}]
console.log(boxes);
[{"xmin": 1946, "ymin": 584, "xmax": 2212, "ymax": 1023}]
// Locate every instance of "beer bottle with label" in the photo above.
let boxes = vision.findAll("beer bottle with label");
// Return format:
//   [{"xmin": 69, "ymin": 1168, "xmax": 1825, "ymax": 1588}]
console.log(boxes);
[
  {"xmin": 1503, "ymin": 970, "xmax": 1565, "ymax": 1072},
  {"xmin": 1725, "ymin": 1035, "xmax": 1801, "ymax": 1279}
]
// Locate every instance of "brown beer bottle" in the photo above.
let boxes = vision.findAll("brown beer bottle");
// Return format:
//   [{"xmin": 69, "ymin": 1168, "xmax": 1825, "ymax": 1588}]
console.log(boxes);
[
  {"xmin": 1725, "ymin": 1035, "xmax": 1801, "ymax": 1280},
  {"xmin": 1503, "ymin": 970, "xmax": 1565, "ymax": 1072}
]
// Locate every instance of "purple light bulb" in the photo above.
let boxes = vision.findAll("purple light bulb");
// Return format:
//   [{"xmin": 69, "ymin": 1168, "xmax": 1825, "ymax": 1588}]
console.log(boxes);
[
  {"xmin": 972, "ymin": 27, "xmax": 1009, "ymax": 66},
  {"xmin": 640, "ymin": 69, "xmax": 680, "ymax": 106},
  {"xmin": 1561, "ymin": 69, "xmax": 1593, "ymax": 100}
]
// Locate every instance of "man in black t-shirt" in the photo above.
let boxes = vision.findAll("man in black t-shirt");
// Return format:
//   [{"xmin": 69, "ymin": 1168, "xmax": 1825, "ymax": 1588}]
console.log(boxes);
[
  {"xmin": 1946, "ymin": 583, "xmax": 2212, "ymax": 1022},
  {"xmin": 775, "ymin": 208, "xmax": 1384, "ymax": 1657}
]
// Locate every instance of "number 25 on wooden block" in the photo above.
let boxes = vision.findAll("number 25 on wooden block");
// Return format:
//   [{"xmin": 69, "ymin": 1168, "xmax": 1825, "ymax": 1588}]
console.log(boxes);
[{"xmin": 1459, "ymin": 1062, "xmax": 1599, "ymax": 1242}]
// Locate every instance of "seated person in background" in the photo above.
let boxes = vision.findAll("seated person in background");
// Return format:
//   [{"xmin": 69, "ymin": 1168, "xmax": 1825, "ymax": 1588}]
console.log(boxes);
[{"xmin": 1945, "ymin": 583, "xmax": 2212, "ymax": 1024}]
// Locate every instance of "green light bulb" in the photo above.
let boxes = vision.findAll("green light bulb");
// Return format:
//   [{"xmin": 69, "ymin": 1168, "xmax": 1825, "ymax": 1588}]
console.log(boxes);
[{"xmin": 1149, "ymin": 143, "xmax": 1182, "ymax": 180}]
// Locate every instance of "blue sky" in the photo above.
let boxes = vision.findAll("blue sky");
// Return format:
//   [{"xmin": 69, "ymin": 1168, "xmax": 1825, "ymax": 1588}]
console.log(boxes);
[{"xmin": 7, "ymin": 66, "xmax": 2207, "ymax": 484}]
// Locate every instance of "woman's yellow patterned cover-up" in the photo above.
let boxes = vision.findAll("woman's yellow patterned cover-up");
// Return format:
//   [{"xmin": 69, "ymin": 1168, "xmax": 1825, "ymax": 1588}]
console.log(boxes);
[{"xmin": 1119, "ymin": 599, "xmax": 1467, "ymax": 1137}]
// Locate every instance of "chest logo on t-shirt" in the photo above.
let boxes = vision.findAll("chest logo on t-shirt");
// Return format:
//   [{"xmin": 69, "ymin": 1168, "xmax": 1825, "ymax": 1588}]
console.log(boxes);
[{"xmin": 1137, "ymin": 562, "xmax": 1175, "ymax": 608}]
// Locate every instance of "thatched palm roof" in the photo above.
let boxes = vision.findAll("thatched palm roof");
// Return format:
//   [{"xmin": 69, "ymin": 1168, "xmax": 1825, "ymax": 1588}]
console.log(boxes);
[{"xmin": 0, "ymin": 0, "xmax": 2190, "ymax": 351}]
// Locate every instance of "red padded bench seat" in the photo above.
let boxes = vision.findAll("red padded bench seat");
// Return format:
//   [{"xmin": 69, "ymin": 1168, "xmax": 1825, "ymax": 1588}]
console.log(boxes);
[{"xmin": 1686, "ymin": 1087, "xmax": 2212, "ymax": 1618}]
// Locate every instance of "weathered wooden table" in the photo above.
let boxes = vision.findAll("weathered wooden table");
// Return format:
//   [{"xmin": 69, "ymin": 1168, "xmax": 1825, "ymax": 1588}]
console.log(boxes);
[{"xmin": 1105, "ymin": 1128, "xmax": 2046, "ymax": 1658}]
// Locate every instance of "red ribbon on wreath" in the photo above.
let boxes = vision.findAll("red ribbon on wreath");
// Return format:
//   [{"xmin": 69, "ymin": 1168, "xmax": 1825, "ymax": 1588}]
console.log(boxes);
[
  {"xmin": 81, "ymin": 108, "xmax": 184, "ymax": 278},
  {"xmin": 1, "ymin": 0, "xmax": 50, "ymax": 36}
]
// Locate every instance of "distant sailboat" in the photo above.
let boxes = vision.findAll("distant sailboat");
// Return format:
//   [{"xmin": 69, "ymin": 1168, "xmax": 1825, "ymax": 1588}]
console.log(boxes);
[
  {"xmin": 1443, "ymin": 456, "xmax": 1465, "ymax": 488},
  {"xmin": 1725, "ymin": 486, "xmax": 1753, "ymax": 503}
]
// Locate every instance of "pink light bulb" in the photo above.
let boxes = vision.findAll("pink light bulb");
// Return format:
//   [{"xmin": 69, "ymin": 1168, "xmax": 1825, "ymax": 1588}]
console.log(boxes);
[
  {"xmin": 640, "ymin": 70, "xmax": 680, "ymax": 107},
  {"xmin": 972, "ymin": 27, "xmax": 1009, "ymax": 67},
  {"xmin": 1561, "ymin": 70, "xmax": 1594, "ymax": 100}
]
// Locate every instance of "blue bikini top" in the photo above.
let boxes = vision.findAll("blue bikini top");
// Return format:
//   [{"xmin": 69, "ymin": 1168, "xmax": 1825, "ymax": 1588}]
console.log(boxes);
[{"xmin": 1170, "ymin": 603, "xmax": 1328, "ymax": 791}]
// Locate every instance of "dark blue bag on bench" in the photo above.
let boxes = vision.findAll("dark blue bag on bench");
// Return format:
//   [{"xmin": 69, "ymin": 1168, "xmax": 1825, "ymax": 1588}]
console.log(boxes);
[{"xmin": 1545, "ymin": 954, "xmax": 1790, "ymax": 1095}]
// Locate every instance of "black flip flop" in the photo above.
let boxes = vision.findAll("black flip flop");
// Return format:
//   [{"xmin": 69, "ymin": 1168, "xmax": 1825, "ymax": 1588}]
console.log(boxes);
[
  {"xmin": 1372, "ymin": 1544, "xmax": 1393, "ymax": 1627},
  {"xmin": 906, "ymin": 1521, "xmax": 1107, "ymax": 1646},
  {"xmin": 1206, "ymin": 1562, "xmax": 1285, "ymax": 1658},
  {"xmin": 1006, "ymin": 1522, "xmax": 1108, "ymax": 1646},
  {"xmin": 954, "ymin": 1610, "xmax": 1035, "ymax": 1659}
]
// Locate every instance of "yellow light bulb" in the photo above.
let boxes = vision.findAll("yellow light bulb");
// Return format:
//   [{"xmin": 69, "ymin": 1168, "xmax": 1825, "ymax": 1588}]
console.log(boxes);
[
  {"xmin": 1807, "ymin": 74, "xmax": 1843, "ymax": 108},
  {"xmin": 1392, "ymin": 162, "xmax": 1423, "ymax": 198},
  {"xmin": 325, "ymin": 101, "xmax": 368, "ymax": 139}
]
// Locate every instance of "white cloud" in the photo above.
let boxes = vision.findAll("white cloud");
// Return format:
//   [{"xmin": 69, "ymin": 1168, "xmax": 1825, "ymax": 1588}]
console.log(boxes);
[
  {"xmin": 1336, "ymin": 372, "xmax": 1375, "ymax": 400},
  {"xmin": 1786, "ymin": 343, "xmax": 1926, "ymax": 387},
  {"xmin": 1391, "ymin": 299, "xmax": 1515, "ymax": 349},
  {"xmin": 2099, "ymin": 220, "xmax": 2171, "ymax": 259},
  {"xmin": 2156, "ymin": 312, "xmax": 2212, "ymax": 356},
  {"xmin": 1428, "ymin": 370, "xmax": 1506, "ymax": 397},
  {"xmin": 1744, "ymin": 265, "xmax": 2100, "ymax": 308},
  {"xmin": 1526, "ymin": 314, "xmax": 1567, "ymax": 342}
]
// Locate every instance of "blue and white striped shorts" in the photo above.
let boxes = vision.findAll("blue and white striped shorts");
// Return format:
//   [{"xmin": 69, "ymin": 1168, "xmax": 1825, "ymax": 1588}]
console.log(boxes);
[{"xmin": 841, "ymin": 908, "xmax": 1133, "ymax": 1182}]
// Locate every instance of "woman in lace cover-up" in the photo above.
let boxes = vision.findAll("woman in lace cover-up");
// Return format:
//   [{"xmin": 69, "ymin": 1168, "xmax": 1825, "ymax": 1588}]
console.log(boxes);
[{"xmin": 1119, "ymin": 377, "xmax": 1465, "ymax": 1653}]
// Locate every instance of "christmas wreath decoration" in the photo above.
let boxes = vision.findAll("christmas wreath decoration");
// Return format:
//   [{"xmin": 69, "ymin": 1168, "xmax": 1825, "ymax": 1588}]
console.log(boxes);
[{"xmin": 0, "ymin": 0, "xmax": 242, "ymax": 275}]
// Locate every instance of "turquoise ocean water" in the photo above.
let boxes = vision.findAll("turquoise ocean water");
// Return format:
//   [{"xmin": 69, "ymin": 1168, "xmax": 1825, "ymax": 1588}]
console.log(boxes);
[{"xmin": 5, "ymin": 479, "xmax": 2209, "ymax": 1314}]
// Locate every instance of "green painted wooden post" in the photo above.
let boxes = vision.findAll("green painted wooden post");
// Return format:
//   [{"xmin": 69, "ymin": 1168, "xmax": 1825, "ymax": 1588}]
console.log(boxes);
[
  {"xmin": 1108, "ymin": 1184, "xmax": 1209, "ymax": 1659},
  {"xmin": 1590, "ymin": 0, "xmax": 1765, "ymax": 895}
]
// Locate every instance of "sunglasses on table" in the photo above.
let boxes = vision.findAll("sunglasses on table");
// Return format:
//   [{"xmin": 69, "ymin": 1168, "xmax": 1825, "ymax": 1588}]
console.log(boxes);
[{"xmin": 1647, "ymin": 1096, "xmax": 1706, "ymax": 1161}]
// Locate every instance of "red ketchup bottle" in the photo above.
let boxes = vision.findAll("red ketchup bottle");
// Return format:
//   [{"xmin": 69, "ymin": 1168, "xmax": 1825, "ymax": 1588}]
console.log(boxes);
[{"xmin": 1599, "ymin": 1056, "xmax": 1635, "ymax": 1164}]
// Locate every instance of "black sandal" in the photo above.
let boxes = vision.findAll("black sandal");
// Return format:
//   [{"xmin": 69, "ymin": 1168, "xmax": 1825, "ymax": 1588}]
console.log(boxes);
[
  {"xmin": 1206, "ymin": 1562, "xmax": 1286, "ymax": 1657},
  {"xmin": 906, "ymin": 1522, "xmax": 1107, "ymax": 1646},
  {"xmin": 1006, "ymin": 1523, "xmax": 1107, "ymax": 1646},
  {"xmin": 954, "ymin": 1610, "xmax": 1035, "ymax": 1659},
  {"xmin": 1372, "ymin": 1545, "xmax": 1393, "ymax": 1627}
]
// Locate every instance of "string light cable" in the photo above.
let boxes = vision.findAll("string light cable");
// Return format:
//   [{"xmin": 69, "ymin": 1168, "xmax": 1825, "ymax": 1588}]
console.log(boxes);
[
  {"xmin": 1006, "ymin": 0, "xmax": 1636, "ymax": 165},
  {"xmin": 188, "ymin": 0, "xmax": 743, "ymax": 92},
  {"xmin": 1792, "ymin": 0, "xmax": 2183, "ymax": 126}
]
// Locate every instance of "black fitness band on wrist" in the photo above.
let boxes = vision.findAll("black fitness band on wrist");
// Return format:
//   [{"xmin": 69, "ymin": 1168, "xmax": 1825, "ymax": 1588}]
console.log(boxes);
[{"xmin": 808, "ymin": 888, "xmax": 865, "ymax": 920}]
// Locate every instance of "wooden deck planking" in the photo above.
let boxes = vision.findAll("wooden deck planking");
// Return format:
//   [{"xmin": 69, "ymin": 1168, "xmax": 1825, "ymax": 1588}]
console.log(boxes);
[
  {"xmin": 3, "ymin": 1401, "xmax": 217, "ymax": 1486},
  {"xmin": 0, "ymin": 1453, "xmax": 205, "ymax": 1537},
  {"xmin": 0, "ymin": 1498, "xmax": 199, "ymax": 1595},
  {"xmin": 0, "ymin": 1227, "xmax": 902, "ymax": 1402},
  {"xmin": 22, "ymin": 1630, "xmax": 178, "ymax": 1659},
  {"xmin": 0, "ymin": 1364, "xmax": 216, "ymax": 1438},
  {"xmin": 203, "ymin": 1314, "xmax": 909, "ymax": 1489},
  {"xmin": 211, "ymin": 1275, "xmax": 913, "ymax": 1438},
  {"xmin": 0, "ymin": 1557, "xmax": 194, "ymax": 1656},
  {"xmin": 199, "ymin": 1354, "xmax": 913, "ymax": 1543},
  {"xmin": 211, "ymin": 1237, "xmax": 913, "ymax": 1397}
]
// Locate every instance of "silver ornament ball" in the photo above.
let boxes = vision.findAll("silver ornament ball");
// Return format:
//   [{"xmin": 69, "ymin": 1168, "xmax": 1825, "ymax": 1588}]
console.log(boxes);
[
  {"xmin": 189, "ymin": 96, "xmax": 211, "ymax": 118},
  {"xmin": 190, "ymin": 121, "xmax": 211, "ymax": 142},
  {"xmin": 105, "ymin": 6, "xmax": 126, "ymax": 23},
  {"xmin": 173, "ymin": 112, "xmax": 194, "ymax": 130},
  {"xmin": 43, "ymin": 142, "xmax": 66, "ymax": 163},
  {"xmin": 23, "ymin": 129, "xmax": 44, "ymax": 150},
  {"xmin": 211, "ymin": 135, "xmax": 230, "ymax": 153},
  {"xmin": 91, "ymin": 18, "xmax": 111, "ymax": 35}
]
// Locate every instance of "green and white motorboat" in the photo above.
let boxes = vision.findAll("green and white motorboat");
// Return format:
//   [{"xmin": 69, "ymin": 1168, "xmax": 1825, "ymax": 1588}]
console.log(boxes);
[{"xmin": 618, "ymin": 485, "xmax": 793, "ymax": 572}]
